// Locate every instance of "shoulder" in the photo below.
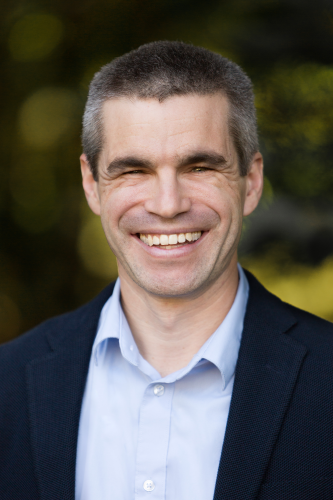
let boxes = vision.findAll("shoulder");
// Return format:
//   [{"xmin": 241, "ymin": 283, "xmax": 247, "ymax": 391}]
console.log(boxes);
[
  {"xmin": 244, "ymin": 268, "xmax": 333, "ymax": 348},
  {"xmin": 243, "ymin": 269, "xmax": 333, "ymax": 418},
  {"xmin": 0, "ymin": 281, "xmax": 116, "ymax": 459},
  {"xmin": 0, "ymin": 281, "xmax": 116, "ymax": 375},
  {"xmin": 282, "ymin": 302, "xmax": 333, "ymax": 358}
]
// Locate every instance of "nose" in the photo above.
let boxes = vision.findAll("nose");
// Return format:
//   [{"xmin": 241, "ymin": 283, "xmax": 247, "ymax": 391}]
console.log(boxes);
[{"xmin": 144, "ymin": 166, "xmax": 191, "ymax": 219}]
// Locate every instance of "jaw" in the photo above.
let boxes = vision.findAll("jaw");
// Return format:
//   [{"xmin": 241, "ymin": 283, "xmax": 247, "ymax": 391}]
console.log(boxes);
[{"xmin": 114, "ymin": 224, "xmax": 240, "ymax": 300}]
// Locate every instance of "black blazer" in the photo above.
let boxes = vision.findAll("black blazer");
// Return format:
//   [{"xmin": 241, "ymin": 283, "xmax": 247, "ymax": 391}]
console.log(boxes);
[{"xmin": 1, "ymin": 271, "xmax": 333, "ymax": 500}]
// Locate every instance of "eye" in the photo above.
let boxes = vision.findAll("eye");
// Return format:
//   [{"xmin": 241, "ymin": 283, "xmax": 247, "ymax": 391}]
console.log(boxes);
[
  {"xmin": 125, "ymin": 169, "xmax": 143, "ymax": 175},
  {"xmin": 191, "ymin": 166, "xmax": 210, "ymax": 172}
]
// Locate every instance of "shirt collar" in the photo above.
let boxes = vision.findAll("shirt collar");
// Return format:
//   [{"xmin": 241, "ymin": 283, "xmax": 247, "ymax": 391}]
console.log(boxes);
[
  {"xmin": 197, "ymin": 264, "xmax": 249, "ymax": 388},
  {"xmin": 93, "ymin": 264, "xmax": 249, "ymax": 388},
  {"xmin": 93, "ymin": 278, "xmax": 147, "ymax": 369}
]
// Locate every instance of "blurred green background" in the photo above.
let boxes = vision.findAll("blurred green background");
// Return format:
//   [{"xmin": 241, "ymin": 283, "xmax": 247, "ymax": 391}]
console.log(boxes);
[{"xmin": 1, "ymin": 0, "xmax": 333, "ymax": 344}]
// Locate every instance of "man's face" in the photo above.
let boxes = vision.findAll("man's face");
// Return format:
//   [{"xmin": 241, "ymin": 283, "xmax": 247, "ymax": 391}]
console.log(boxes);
[{"xmin": 81, "ymin": 94, "xmax": 263, "ymax": 298}]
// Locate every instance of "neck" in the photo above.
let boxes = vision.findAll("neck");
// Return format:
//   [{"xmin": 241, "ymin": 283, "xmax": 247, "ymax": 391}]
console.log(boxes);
[{"xmin": 119, "ymin": 261, "xmax": 240, "ymax": 377}]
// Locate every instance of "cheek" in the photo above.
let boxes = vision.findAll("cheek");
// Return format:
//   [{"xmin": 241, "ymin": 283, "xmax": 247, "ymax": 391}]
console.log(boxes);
[
  {"xmin": 192, "ymin": 182, "xmax": 242, "ymax": 222},
  {"xmin": 99, "ymin": 183, "xmax": 142, "ymax": 228}
]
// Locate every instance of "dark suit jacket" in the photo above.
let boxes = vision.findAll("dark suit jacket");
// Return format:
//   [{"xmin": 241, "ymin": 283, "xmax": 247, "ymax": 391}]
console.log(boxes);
[{"xmin": 1, "ymin": 271, "xmax": 333, "ymax": 500}]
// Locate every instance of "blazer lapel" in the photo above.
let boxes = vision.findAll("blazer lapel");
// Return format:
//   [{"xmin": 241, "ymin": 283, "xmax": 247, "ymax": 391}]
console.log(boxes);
[
  {"xmin": 213, "ymin": 272, "xmax": 308, "ymax": 500},
  {"xmin": 26, "ymin": 283, "xmax": 115, "ymax": 500}
]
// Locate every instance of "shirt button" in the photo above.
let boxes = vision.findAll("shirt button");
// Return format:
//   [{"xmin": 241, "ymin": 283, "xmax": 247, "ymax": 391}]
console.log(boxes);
[
  {"xmin": 153, "ymin": 384, "xmax": 164, "ymax": 396},
  {"xmin": 143, "ymin": 479, "xmax": 155, "ymax": 491}
]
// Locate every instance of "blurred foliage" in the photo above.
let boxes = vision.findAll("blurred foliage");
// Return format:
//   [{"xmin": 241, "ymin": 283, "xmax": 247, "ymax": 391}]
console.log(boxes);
[
  {"xmin": 8, "ymin": 13, "xmax": 64, "ymax": 62},
  {"xmin": 256, "ymin": 63, "xmax": 333, "ymax": 198},
  {"xmin": 78, "ymin": 205, "xmax": 118, "ymax": 280},
  {"xmin": 241, "ymin": 253, "xmax": 333, "ymax": 322},
  {"xmin": 1, "ymin": 0, "xmax": 333, "ymax": 343}
]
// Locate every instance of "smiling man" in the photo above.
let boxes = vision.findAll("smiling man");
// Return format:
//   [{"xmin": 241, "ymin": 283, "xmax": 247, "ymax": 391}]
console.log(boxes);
[
  {"xmin": 1, "ymin": 42, "xmax": 333, "ymax": 500},
  {"xmin": 80, "ymin": 92, "xmax": 262, "ymax": 379}
]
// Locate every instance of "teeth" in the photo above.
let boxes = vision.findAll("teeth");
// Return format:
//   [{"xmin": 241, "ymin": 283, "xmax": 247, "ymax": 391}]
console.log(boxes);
[
  {"xmin": 169, "ymin": 234, "xmax": 177, "ymax": 244},
  {"xmin": 140, "ymin": 231, "xmax": 202, "ymax": 247}
]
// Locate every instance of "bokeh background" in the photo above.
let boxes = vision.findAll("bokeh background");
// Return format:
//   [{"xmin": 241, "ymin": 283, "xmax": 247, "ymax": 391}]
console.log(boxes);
[{"xmin": 1, "ymin": 0, "xmax": 333, "ymax": 344}]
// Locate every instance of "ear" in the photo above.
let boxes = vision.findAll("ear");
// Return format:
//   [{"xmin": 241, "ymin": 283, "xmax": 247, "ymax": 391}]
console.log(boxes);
[
  {"xmin": 243, "ymin": 152, "xmax": 264, "ymax": 217},
  {"xmin": 80, "ymin": 154, "xmax": 101, "ymax": 215}
]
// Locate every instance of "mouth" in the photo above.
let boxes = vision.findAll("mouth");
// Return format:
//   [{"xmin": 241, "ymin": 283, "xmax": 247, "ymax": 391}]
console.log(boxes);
[{"xmin": 138, "ymin": 231, "xmax": 202, "ymax": 249}]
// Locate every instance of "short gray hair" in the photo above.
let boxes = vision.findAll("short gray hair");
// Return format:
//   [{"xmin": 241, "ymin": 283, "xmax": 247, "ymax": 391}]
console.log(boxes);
[{"xmin": 82, "ymin": 41, "xmax": 259, "ymax": 180}]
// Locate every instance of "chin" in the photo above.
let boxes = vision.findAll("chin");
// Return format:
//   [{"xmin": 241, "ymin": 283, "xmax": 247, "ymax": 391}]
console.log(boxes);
[{"xmin": 129, "ymin": 268, "xmax": 216, "ymax": 299}]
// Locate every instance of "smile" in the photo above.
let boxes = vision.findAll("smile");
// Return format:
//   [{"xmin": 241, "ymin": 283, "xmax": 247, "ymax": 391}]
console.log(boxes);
[{"xmin": 140, "ymin": 231, "xmax": 202, "ymax": 248}]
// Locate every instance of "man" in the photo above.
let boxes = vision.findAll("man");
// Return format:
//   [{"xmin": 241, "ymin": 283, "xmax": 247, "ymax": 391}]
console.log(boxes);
[{"xmin": 0, "ymin": 42, "xmax": 332, "ymax": 500}]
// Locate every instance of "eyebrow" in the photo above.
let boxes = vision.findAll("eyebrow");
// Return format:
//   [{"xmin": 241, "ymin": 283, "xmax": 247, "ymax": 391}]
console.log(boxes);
[
  {"xmin": 177, "ymin": 151, "xmax": 228, "ymax": 167},
  {"xmin": 107, "ymin": 157, "xmax": 154, "ymax": 174},
  {"xmin": 107, "ymin": 150, "xmax": 228, "ymax": 174}
]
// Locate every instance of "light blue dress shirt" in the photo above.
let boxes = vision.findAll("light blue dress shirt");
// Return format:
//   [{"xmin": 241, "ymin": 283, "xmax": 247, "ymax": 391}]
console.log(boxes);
[{"xmin": 76, "ymin": 265, "xmax": 249, "ymax": 500}]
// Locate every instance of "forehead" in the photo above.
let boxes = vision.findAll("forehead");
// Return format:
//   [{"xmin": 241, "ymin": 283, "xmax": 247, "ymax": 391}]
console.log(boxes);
[{"xmin": 101, "ymin": 93, "xmax": 234, "ymax": 161}]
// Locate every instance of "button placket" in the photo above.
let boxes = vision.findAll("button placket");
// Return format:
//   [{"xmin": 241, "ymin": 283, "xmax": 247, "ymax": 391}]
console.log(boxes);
[{"xmin": 134, "ymin": 383, "xmax": 174, "ymax": 499}]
